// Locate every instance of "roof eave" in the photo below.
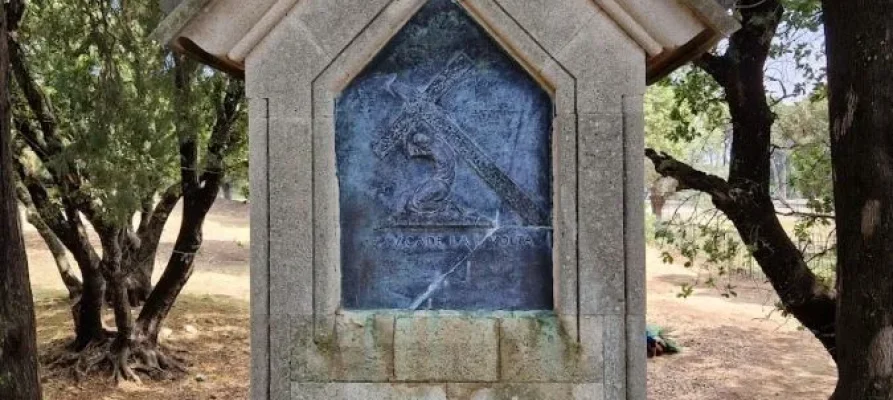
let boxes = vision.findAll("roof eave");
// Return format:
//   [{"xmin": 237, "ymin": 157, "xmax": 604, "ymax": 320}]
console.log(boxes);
[
  {"xmin": 646, "ymin": 0, "xmax": 740, "ymax": 83},
  {"xmin": 151, "ymin": 0, "xmax": 212, "ymax": 45},
  {"xmin": 153, "ymin": 0, "xmax": 741, "ymax": 83}
]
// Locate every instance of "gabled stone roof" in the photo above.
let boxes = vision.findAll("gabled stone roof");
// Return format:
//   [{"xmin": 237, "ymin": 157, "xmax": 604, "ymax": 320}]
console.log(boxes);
[{"xmin": 153, "ymin": 0, "xmax": 739, "ymax": 83}]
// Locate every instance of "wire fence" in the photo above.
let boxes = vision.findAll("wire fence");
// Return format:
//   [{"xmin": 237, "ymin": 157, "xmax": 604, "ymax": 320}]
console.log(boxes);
[{"xmin": 649, "ymin": 199, "xmax": 837, "ymax": 283}]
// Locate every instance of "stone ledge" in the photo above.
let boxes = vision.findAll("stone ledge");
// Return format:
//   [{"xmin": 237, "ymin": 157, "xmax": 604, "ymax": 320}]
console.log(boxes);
[
  {"xmin": 395, "ymin": 316, "xmax": 499, "ymax": 382},
  {"xmin": 292, "ymin": 383, "xmax": 448, "ymax": 400},
  {"xmin": 291, "ymin": 314, "xmax": 395, "ymax": 382},
  {"xmin": 448, "ymin": 383, "xmax": 604, "ymax": 400},
  {"xmin": 291, "ymin": 383, "xmax": 604, "ymax": 400},
  {"xmin": 499, "ymin": 315, "xmax": 604, "ymax": 383},
  {"xmin": 291, "ymin": 313, "xmax": 612, "ymax": 385}
]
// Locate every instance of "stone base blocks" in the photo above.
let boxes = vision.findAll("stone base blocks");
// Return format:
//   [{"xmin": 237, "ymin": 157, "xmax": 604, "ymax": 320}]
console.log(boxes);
[
  {"xmin": 293, "ymin": 383, "xmax": 605, "ymax": 400},
  {"xmin": 290, "ymin": 313, "xmax": 610, "ymax": 399}
]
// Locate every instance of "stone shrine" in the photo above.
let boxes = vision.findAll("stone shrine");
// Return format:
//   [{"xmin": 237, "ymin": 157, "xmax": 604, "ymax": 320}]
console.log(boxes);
[{"xmin": 155, "ymin": 0, "xmax": 737, "ymax": 399}]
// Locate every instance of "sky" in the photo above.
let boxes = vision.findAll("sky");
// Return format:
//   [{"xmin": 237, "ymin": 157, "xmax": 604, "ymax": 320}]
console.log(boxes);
[{"xmin": 765, "ymin": 27, "xmax": 827, "ymax": 102}]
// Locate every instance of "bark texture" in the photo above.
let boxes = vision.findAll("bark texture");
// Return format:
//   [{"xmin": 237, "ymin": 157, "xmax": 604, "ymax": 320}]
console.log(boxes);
[
  {"xmin": 0, "ymin": 0, "xmax": 42, "ymax": 397},
  {"xmin": 646, "ymin": 0, "xmax": 838, "ymax": 358},
  {"xmin": 824, "ymin": 0, "xmax": 893, "ymax": 398}
]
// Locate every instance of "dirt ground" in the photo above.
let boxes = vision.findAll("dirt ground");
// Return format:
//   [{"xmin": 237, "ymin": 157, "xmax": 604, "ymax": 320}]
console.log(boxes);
[{"xmin": 24, "ymin": 200, "xmax": 837, "ymax": 399}]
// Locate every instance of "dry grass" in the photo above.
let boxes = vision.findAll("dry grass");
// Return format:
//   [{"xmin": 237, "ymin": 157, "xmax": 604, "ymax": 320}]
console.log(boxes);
[
  {"xmin": 37, "ymin": 294, "xmax": 250, "ymax": 400},
  {"xmin": 646, "ymin": 247, "xmax": 837, "ymax": 399}
]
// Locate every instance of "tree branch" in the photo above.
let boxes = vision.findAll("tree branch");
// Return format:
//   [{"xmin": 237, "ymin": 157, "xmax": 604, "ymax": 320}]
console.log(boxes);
[
  {"xmin": 14, "ymin": 157, "xmax": 100, "ymax": 270},
  {"xmin": 199, "ymin": 79, "xmax": 244, "ymax": 196},
  {"xmin": 774, "ymin": 197, "xmax": 835, "ymax": 219},
  {"xmin": 7, "ymin": 39, "xmax": 60, "ymax": 150},
  {"xmin": 174, "ymin": 56, "xmax": 199, "ymax": 190},
  {"xmin": 137, "ymin": 183, "xmax": 182, "ymax": 240},
  {"xmin": 16, "ymin": 182, "xmax": 82, "ymax": 297},
  {"xmin": 694, "ymin": 53, "xmax": 731, "ymax": 87},
  {"xmin": 645, "ymin": 148, "xmax": 734, "ymax": 206}
]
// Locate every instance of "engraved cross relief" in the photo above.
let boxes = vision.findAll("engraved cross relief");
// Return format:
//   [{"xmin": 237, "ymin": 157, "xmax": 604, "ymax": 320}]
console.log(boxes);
[{"xmin": 372, "ymin": 53, "xmax": 549, "ymax": 227}]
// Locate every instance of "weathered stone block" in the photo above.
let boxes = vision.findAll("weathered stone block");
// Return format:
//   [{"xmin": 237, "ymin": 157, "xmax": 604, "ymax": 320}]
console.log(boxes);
[
  {"xmin": 554, "ymin": 114, "xmax": 578, "ymax": 316},
  {"xmin": 267, "ymin": 117, "xmax": 313, "ymax": 400},
  {"xmin": 459, "ymin": 0, "xmax": 553, "ymax": 74},
  {"xmin": 626, "ymin": 314, "xmax": 647, "ymax": 400},
  {"xmin": 332, "ymin": 313, "xmax": 396, "ymax": 381},
  {"xmin": 578, "ymin": 114, "xmax": 626, "ymax": 316},
  {"xmin": 499, "ymin": 316, "xmax": 603, "ymax": 383},
  {"xmin": 540, "ymin": 60, "xmax": 577, "ymax": 116},
  {"xmin": 295, "ymin": 0, "xmax": 392, "ymax": 58},
  {"xmin": 395, "ymin": 316, "xmax": 499, "ymax": 382},
  {"xmin": 268, "ymin": 117, "xmax": 313, "ymax": 317},
  {"xmin": 291, "ymin": 314, "xmax": 395, "ymax": 382},
  {"xmin": 291, "ymin": 315, "xmax": 328, "ymax": 382},
  {"xmin": 293, "ymin": 383, "xmax": 448, "ymax": 400},
  {"xmin": 248, "ymin": 98, "xmax": 270, "ymax": 400},
  {"xmin": 311, "ymin": 116, "xmax": 340, "ymax": 336},
  {"xmin": 494, "ymin": 0, "xmax": 597, "ymax": 55},
  {"xmin": 447, "ymin": 383, "xmax": 604, "ymax": 400},
  {"xmin": 623, "ymin": 96, "xmax": 647, "ymax": 316},
  {"xmin": 603, "ymin": 315, "xmax": 627, "ymax": 400},
  {"xmin": 553, "ymin": 7, "xmax": 645, "ymax": 113},
  {"xmin": 246, "ymin": 15, "xmax": 326, "ymax": 116}
]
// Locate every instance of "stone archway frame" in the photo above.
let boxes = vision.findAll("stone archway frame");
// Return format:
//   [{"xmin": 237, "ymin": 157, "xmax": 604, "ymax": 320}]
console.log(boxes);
[
  {"xmin": 245, "ymin": 0, "xmax": 647, "ymax": 398},
  {"xmin": 309, "ymin": 0, "xmax": 582, "ymax": 338}
]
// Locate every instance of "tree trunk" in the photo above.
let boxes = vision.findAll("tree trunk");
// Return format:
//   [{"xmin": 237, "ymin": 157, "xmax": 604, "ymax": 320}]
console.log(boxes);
[
  {"xmin": 7, "ymin": 12, "xmax": 109, "ymax": 350},
  {"xmin": 824, "ymin": 1, "xmax": 893, "ymax": 398},
  {"xmin": 28, "ymin": 212, "xmax": 82, "ymax": 295},
  {"xmin": 124, "ymin": 259, "xmax": 154, "ymax": 306},
  {"xmin": 649, "ymin": 176, "xmax": 684, "ymax": 221},
  {"xmin": 74, "ymin": 268, "xmax": 106, "ymax": 349},
  {"xmin": 646, "ymin": 0, "xmax": 839, "ymax": 359},
  {"xmin": 125, "ymin": 185, "xmax": 182, "ymax": 306},
  {"xmin": 16, "ymin": 186, "xmax": 82, "ymax": 298},
  {"xmin": 95, "ymin": 228, "xmax": 155, "ymax": 383},
  {"xmin": 137, "ymin": 197, "xmax": 213, "ymax": 341},
  {"xmin": 0, "ymin": 0, "xmax": 42, "ymax": 396},
  {"xmin": 136, "ymin": 63, "xmax": 241, "ymax": 342},
  {"xmin": 650, "ymin": 193, "xmax": 666, "ymax": 221},
  {"xmin": 648, "ymin": 150, "xmax": 838, "ymax": 355},
  {"xmin": 221, "ymin": 181, "xmax": 233, "ymax": 201}
]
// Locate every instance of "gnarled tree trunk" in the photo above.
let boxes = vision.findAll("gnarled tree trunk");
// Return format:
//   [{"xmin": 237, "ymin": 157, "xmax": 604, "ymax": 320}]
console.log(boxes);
[
  {"xmin": 0, "ymin": 0, "xmax": 41, "ymax": 397},
  {"xmin": 86, "ymin": 61, "xmax": 245, "ymax": 382},
  {"xmin": 824, "ymin": 0, "xmax": 893, "ymax": 398}
]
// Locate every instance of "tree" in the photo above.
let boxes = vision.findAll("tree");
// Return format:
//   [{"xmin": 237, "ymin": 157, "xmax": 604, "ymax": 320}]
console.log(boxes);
[
  {"xmin": 775, "ymin": 100, "xmax": 832, "ymax": 200},
  {"xmin": 646, "ymin": 0, "xmax": 839, "ymax": 358},
  {"xmin": 823, "ymin": 0, "xmax": 893, "ymax": 397},
  {"xmin": 8, "ymin": 0, "xmax": 246, "ymax": 382},
  {"xmin": 0, "ymin": 0, "xmax": 41, "ymax": 397}
]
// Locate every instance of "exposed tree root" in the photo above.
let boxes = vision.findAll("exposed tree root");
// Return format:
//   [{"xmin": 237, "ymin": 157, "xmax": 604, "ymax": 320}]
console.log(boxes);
[{"xmin": 44, "ymin": 335, "xmax": 188, "ymax": 385}]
